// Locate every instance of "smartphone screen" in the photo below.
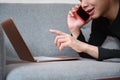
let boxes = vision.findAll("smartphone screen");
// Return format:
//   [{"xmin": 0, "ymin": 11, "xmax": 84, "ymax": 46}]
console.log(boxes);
[{"xmin": 75, "ymin": 6, "xmax": 90, "ymax": 23}]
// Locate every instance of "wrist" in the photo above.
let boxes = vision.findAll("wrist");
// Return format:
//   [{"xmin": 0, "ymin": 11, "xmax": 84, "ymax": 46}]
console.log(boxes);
[{"xmin": 70, "ymin": 28, "xmax": 81, "ymax": 39}]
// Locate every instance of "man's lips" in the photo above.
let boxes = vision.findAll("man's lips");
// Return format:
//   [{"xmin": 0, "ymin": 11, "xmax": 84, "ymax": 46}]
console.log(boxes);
[{"xmin": 86, "ymin": 8, "xmax": 95, "ymax": 15}]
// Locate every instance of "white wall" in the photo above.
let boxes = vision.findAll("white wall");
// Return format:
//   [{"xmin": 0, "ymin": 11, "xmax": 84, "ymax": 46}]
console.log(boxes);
[{"xmin": 0, "ymin": 0, "xmax": 79, "ymax": 4}]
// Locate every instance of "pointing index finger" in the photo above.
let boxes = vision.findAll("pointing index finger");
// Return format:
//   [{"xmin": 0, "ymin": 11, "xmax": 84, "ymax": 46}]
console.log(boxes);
[{"xmin": 49, "ymin": 29, "xmax": 65, "ymax": 35}]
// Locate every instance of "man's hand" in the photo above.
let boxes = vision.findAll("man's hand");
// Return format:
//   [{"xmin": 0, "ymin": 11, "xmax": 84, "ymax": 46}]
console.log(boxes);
[
  {"xmin": 67, "ymin": 5, "xmax": 92, "ymax": 38},
  {"xmin": 67, "ymin": 5, "xmax": 84, "ymax": 38},
  {"xmin": 50, "ymin": 29, "xmax": 99, "ymax": 59},
  {"xmin": 49, "ymin": 29, "xmax": 87, "ymax": 52}
]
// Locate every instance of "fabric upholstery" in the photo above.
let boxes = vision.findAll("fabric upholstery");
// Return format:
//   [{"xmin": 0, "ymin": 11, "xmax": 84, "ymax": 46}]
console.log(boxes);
[
  {"xmin": 0, "ymin": 26, "xmax": 5, "ymax": 80},
  {"xmin": 6, "ymin": 59, "xmax": 120, "ymax": 80},
  {"xmin": 0, "ymin": 3, "xmax": 79, "ymax": 60},
  {"xmin": 0, "ymin": 3, "xmax": 120, "ymax": 80}
]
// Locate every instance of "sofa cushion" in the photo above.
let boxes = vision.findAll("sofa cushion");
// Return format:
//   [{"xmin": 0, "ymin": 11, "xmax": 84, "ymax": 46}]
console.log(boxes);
[
  {"xmin": 0, "ymin": 26, "xmax": 5, "ymax": 80},
  {"xmin": 1, "ymin": 3, "xmax": 120, "ymax": 80},
  {"xmin": 0, "ymin": 3, "xmax": 81, "ymax": 60},
  {"xmin": 6, "ymin": 59, "xmax": 120, "ymax": 80}
]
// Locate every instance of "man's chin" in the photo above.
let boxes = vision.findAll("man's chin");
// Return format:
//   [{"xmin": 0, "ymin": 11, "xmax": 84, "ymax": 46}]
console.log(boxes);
[{"xmin": 91, "ymin": 15, "xmax": 100, "ymax": 19}]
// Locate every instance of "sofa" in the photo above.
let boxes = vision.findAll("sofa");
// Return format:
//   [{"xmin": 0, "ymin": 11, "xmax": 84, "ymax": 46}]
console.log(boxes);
[{"xmin": 0, "ymin": 3, "xmax": 120, "ymax": 80}]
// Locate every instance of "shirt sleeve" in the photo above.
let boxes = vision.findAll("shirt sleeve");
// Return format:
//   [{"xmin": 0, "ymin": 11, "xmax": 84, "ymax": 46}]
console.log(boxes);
[
  {"xmin": 77, "ymin": 30, "xmax": 86, "ymax": 42},
  {"xmin": 77, "ymin": 17, "xmax": 110, "ymax": 60},
  {"xmin": 98, "ymin": 47, "xmax": 120, "ymax": 61}
]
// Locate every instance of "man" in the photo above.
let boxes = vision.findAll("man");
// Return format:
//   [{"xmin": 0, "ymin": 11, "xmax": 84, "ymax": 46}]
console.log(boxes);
[{"xmin": 50, "ymin": 0, "xmax": 120, "ymax": 61}]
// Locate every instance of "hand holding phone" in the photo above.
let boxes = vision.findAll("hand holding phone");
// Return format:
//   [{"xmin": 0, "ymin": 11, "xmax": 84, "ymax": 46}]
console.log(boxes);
[{"xmin": 75, "ymin": 6, "xmax": 90, "ymax": 23}]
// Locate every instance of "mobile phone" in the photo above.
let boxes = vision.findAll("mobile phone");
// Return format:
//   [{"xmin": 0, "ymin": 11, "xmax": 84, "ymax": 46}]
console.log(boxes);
[{"xmin": 75, "ymin": 6, "xmax": 90, "ymax": 23}]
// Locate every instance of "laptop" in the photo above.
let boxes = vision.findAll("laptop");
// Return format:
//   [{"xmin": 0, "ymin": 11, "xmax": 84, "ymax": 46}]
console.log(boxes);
[{"xmin": 1, "ymin": 18, "xmax": 80, "ymax": 62}]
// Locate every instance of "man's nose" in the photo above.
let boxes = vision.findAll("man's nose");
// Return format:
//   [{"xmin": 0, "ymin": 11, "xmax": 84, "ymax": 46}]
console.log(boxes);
[{"xmin": 81, "ymin": 0, "xmax": 89, "ymax": 9}]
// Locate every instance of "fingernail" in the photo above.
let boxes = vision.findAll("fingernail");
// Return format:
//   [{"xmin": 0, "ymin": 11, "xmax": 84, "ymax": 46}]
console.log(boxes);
[{"xmin": 49, "ymin": 29, "xmax": 53, "ymax": 32}]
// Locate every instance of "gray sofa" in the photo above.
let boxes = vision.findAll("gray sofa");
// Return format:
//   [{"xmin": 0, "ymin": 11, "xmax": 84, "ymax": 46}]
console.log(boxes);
[{"xmin": 0, "ymin": 3, "xmax": 120, "ymax": 80}]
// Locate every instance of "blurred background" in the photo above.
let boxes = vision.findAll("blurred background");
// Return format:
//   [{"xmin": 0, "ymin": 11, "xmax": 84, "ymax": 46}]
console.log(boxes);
[{"xmin": 0, "ymin": 0, "xmax": 79, "ymax": 4}]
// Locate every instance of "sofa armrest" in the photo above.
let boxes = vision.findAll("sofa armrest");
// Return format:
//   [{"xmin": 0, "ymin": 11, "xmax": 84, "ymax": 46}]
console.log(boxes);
[{"xmin": 0, "ymin": 26, "xmax": 5, "ymax": 80}]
